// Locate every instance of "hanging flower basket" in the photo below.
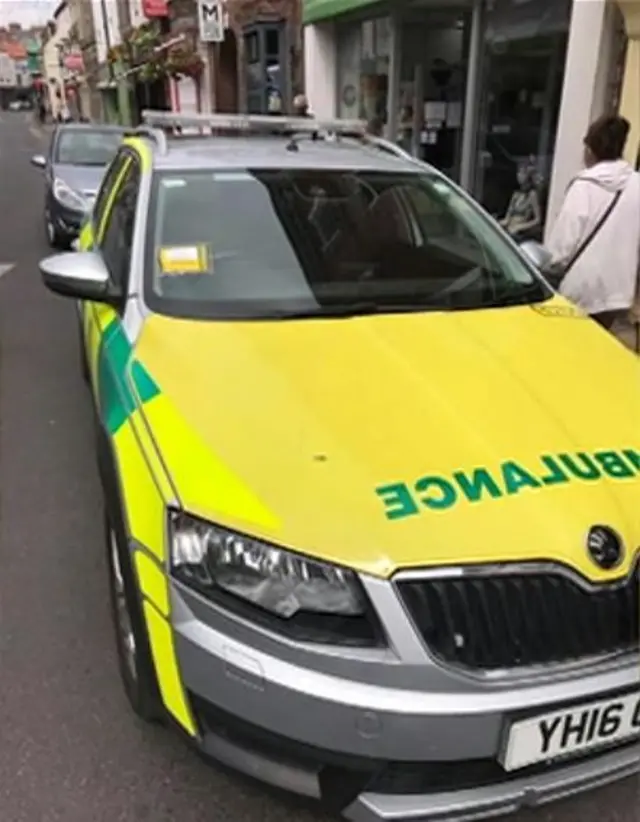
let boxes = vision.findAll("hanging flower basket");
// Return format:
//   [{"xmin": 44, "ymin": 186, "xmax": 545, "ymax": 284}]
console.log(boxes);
[
  {"xmin": 138, "ymin": 58, "xmax": 166, "ymax": 83},
  {"xmin": 120, "ymin": 22, "xmax": 203, "ymax": 83},
  {"xmin": 165, "ymin": 46, "xmax": 204, "ymax": 80},
  {"xmin": 107, "ymin": 44, "xmax": 127, "ymax": 65}
]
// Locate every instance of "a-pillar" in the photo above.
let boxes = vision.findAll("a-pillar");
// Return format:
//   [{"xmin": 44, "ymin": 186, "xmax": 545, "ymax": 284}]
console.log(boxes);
[{"xmin": 616, "ymin": 0, "xmax": 640, "ymax": 164}]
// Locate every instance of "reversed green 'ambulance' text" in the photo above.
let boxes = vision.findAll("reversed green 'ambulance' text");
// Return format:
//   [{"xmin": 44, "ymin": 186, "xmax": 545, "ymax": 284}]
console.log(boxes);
[{"xmin": 376, "ymin": 448, "xmax": 640, "ymax": 520}]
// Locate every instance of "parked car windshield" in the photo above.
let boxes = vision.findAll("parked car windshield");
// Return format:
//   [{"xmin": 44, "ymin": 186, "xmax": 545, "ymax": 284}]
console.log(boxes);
[
  {"xmin": 145, "ymin": 167, "xmax": 552, "ymax": 320},
  {"xmin": 54, "ymin": 129, "xmax": 123, "ymax": 166}
]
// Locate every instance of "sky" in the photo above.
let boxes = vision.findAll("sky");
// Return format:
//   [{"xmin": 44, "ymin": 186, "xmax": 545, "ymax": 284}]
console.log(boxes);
[{"xmin": 0, "ymin": 0, "xmax": 56, "ymax": 27}]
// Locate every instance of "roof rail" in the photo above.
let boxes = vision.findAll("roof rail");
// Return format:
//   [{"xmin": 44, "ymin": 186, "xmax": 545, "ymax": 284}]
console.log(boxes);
[
  {"xmin": 140, "ymin": 109, "xmax": 368, "ymax": 137},
  {"xmin": 123, "ymin": 125, "xmax": 168, "ymax": 153},
  {"xmin": 364, "ymin": 134, "xmax": 414, "ymax": 161}
]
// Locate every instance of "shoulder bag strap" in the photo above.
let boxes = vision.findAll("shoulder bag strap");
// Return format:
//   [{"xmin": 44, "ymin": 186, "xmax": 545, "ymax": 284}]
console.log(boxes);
[{"xmin": 562, "ymin": 185, "xmax": 624, "ymax": 278}]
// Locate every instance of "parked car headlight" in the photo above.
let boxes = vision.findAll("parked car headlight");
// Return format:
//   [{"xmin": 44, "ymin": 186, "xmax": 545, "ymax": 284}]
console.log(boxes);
[
  {"xmin": 53, "ymin": 178, "xmax": 88, "ymax": 211},
  {"xmin": 170, "ymin": 512, "xmax": 365, "ymax": 618}
]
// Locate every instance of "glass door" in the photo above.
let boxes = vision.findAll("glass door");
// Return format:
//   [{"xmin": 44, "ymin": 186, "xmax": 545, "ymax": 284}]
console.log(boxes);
[
  {"xmin": 398, "ymin": 7, "xmax": 471, "ymax": 182},
  {"xmin": 244, "ymin": 23, "xmax": 289, "ymax": 115},
  {"xmin": 474, "ymin": 0, "xmax": 572, "ymax": 234}
]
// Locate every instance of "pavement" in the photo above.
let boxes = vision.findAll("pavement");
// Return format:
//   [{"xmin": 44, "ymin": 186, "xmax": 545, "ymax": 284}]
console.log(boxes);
[{"xmin": 0, "ymin": 111, "xmax": 637, "ymax": 822}]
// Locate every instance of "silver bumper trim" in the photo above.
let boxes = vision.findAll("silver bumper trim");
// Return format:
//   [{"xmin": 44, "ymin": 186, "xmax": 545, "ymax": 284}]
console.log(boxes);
[{"xmin": 345, "ymin": 743, "xmax": 640, "ymax": 822}]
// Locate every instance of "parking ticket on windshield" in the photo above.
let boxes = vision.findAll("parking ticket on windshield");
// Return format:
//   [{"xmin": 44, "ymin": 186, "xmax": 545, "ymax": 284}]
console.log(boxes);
[{"xmin": 158, "ymin": 244, "xmax": 211, "ymax": 275}]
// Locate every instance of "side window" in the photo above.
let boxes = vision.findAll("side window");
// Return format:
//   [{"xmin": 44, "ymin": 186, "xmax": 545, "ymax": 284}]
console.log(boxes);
[
  {"xmin": 100, "ymin": 157, "xmax": 142, "ymax": 293},
  {"xmin": 93, "ymin": 152, "xmax": 128, "ymax": 235}
]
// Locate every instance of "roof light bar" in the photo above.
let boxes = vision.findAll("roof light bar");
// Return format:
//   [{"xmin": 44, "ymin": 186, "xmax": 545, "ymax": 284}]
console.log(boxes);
[{"xmin": 141, "ymin": 109, "xmax": 368, "ymax": 136}]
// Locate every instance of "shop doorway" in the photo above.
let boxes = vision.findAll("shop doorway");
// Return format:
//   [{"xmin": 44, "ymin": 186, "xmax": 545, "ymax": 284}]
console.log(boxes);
[
  {"xmin": 131, "ymin": 78, "xmax": 170, "ymax": 125},
  {"xmin": 475, "ymin": 32, "xmax": 567, "ymax": 228},
  {"xmin": 474, "ymin": 0, "xmax": 572, "ymax": 229},
  {"xmin": 217, "ymin": 30, "xmax": 239, "ymax": 113}
]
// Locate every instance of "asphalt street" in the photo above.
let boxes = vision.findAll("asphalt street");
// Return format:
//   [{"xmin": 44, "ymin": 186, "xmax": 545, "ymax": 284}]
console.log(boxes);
[{"xmin": 0, "ymin": 112, "xmax": 637, "ymax": 822}]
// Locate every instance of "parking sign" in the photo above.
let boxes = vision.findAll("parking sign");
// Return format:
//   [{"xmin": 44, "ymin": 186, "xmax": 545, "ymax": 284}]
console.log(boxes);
[{"xmin": 197, "ymin": 0, "xmax": 225, "ymax": 42}]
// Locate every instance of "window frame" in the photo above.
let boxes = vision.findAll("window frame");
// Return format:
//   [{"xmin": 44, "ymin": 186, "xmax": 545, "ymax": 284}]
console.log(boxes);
[
  {"xmin": 92, "ymin": 149, "xmax": 130, "ymax": 242},
  {"xmin": 98, "ymin": 149, "xmax": 142, "ymax": 299}
]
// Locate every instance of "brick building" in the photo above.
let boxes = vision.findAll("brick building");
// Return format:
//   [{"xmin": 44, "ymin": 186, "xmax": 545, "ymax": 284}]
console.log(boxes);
[
  {"xmin": 168, "ymin": 0, "xmax": 302, "ymax": 115},
  {"xmin": 66, "ymin": 0, "xmax": 101, "ymax": 119}
]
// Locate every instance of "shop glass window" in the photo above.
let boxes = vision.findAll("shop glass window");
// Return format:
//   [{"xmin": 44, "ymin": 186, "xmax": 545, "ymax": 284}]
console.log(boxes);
[
  {"xmin": 475, "ymin": 0, "xmax": 572, "ymax": 238},
  {"xmin": 336, "ymin": 16, "xmax": 391, "ymax": 122}
]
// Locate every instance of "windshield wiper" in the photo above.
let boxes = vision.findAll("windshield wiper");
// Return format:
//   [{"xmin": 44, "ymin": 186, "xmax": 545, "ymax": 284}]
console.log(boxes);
[
  {"xmin": 479, "ymin": 281, "xmax": 551, "ymax": 308},
  {"xmin": 263, "ymin": 302, "xmax": 448, "ymax": 319}
]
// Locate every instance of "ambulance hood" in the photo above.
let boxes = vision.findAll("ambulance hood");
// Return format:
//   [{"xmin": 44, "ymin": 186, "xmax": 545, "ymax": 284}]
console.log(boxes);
[{"xmin": 136, "ymin": 299, "xmax": 640, "ymax": 580}]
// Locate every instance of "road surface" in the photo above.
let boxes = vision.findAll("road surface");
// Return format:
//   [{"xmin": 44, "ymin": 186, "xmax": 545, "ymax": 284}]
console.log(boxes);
[{"xmin": 0, "ymin": 111, "xmax": 637, "ymax": 822}]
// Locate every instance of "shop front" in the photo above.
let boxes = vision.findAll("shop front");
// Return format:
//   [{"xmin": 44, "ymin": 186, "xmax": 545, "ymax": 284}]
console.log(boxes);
[{"xmin": 304, "ymin": 0, "xmax": 626, "ymax": 235}]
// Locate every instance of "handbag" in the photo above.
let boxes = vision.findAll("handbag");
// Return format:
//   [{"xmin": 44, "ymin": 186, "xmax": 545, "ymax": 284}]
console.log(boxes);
[{"xmin": 545, "ymin": 186, "xmax": 623, "ymax": 289}]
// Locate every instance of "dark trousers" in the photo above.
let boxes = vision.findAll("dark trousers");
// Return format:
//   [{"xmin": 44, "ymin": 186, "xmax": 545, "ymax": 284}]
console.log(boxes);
[{"xmin": 590, "ymin": 310, "xmax": 620, "ymax": 330}]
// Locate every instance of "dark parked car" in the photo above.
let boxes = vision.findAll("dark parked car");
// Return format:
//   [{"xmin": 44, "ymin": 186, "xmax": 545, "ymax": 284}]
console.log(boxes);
[{"xmin": 31, "ymin": 123, "xmax": 126, "ymax": 249}]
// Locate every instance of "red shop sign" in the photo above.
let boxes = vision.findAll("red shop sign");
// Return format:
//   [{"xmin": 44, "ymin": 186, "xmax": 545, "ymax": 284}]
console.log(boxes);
[
  {"xmin": 64, "ymin": 53, "xmax": 84, "ymax": 72},
  {"xmin": 142, "ymin": 0, "xmax": 169, "ymax": 16}
]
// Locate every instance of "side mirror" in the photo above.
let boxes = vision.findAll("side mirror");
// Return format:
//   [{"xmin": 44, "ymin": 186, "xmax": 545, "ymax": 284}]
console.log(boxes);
[
  {"xmin": 31, "ymin": 154, "xmax": 46, "ymax": 169},
  {"xmin": 39, "ymin": 251, "xmax": 121, "ymax": 304},
  {"xmin": 519, "ymin": 240, "xmax": 552, "ymax": 271}
]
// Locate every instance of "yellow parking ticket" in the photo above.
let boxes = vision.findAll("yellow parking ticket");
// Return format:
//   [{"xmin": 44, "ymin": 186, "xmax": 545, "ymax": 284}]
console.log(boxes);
[{"xmin": 158, "ymin": 244, "xmax": 211, "ymax": 275}]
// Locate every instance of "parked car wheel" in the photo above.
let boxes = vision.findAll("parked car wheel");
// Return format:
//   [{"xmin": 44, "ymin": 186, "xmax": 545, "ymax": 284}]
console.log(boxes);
[{"xmin": 44, "ymin": 208, "xmax": 68, "ymax": 250}]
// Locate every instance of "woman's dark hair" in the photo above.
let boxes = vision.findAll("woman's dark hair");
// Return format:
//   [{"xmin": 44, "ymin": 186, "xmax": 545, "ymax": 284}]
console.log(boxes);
[{"xmin": 584, "ymin": 115, "xmax": 630, "ymax": 162}]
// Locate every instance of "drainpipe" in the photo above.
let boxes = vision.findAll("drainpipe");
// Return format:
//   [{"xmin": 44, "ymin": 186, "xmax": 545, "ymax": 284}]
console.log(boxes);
[
  {"xmin": 459, "ymin": 0, "xmax": 485, "ymax": 192},
  {"xmin": 99, "ymin": 0, "xmax": 116, "ymax": 121}
]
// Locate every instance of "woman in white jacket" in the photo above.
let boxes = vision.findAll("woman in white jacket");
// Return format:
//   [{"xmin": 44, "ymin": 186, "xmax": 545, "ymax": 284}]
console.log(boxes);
[{"xmin": 546, "ymin": 115, "xmax": 640, "ymax": 329}]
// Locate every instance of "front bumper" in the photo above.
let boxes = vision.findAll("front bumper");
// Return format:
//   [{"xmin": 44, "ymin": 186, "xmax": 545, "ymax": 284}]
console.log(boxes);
[
  {"xmin": 50, "ymin": 199, "xmax": 84, "ymax": 238},
  {"xmin": 170, "ymin": 578, "xmax": 639, "ymax": 821}
]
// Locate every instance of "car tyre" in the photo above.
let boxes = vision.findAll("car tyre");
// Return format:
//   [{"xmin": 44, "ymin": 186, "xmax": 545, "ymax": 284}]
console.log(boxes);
[
  {"xmin": 106, "ymin": 512, "xmax": 164, "ymax": 724},
  {"xmin": 44, "ymin": 208, "xmax": 69, "ymax": 250}
]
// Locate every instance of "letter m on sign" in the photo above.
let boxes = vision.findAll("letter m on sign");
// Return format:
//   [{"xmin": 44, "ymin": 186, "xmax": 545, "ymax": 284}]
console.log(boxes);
[{"xmin": 198, "ymin": 0, "xmax": 224, "ymax": 42}]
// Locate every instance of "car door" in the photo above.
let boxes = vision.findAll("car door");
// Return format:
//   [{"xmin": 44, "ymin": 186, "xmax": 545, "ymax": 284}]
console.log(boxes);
[
  {"xmin": 87, "ymin": 153, "xmax": 142, "ymax": 410},
  {"xmin": 81, "ymin": 150, "xmax": 133, "ymax": 389},
  {"xmin": 44, "ymin": 129, "xmax": 56, "ymax": 205}
]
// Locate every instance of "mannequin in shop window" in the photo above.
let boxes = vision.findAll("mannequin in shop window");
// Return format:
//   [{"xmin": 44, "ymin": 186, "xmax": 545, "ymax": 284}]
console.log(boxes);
[{"xmin": 499, "ymin": 162, "xmax": 543, "ymax": 242}]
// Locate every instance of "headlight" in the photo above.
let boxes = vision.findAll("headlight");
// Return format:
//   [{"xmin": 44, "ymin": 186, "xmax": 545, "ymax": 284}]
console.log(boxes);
[
  {"xmin": 170, "ymin": 512, "xmax": 365, "ymax": 619},
  {"xmin": 53, "ymin": 178, "xmax": 88, "ymax": 212}
]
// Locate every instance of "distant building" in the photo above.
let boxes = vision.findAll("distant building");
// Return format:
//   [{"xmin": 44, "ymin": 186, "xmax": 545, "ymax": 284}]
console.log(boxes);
[
  {"xmin": 0, "ymin": 51, "xmax": 17, "ymax": 88},
  {"xmin": 42, "ymin": 1, "xmax": 73, "ymax": 119},
  {"xmin": 0, "ymin": 22, "xmax": 44, "ymax": 101}
]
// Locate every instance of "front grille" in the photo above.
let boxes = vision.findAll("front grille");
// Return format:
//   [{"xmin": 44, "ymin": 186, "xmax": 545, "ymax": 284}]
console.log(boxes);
[
  {"xmin": 369, "ymin": 739, "xmax": 640, "ymax": 794},
  {"xmin": 398, "ymin": 564, "xmax": 639, "ymax": 671}
]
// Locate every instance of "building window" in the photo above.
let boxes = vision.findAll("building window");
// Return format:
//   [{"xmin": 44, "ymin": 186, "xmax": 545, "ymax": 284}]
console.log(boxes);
[{"xmin": 475, "ymin": 0, "xmax": 572, "ymax": 236}]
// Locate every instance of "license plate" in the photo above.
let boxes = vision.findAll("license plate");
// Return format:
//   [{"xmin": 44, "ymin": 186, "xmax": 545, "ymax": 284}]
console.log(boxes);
[{"xmin": 500, "ymin": 691, "xmax": 640, "ymax": 772}]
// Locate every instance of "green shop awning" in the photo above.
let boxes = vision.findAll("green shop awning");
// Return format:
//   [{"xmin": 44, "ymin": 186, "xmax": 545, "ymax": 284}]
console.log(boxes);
[{"xmin": 303, "ymin": 0, "xmax": 379, "ymax": 24}]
